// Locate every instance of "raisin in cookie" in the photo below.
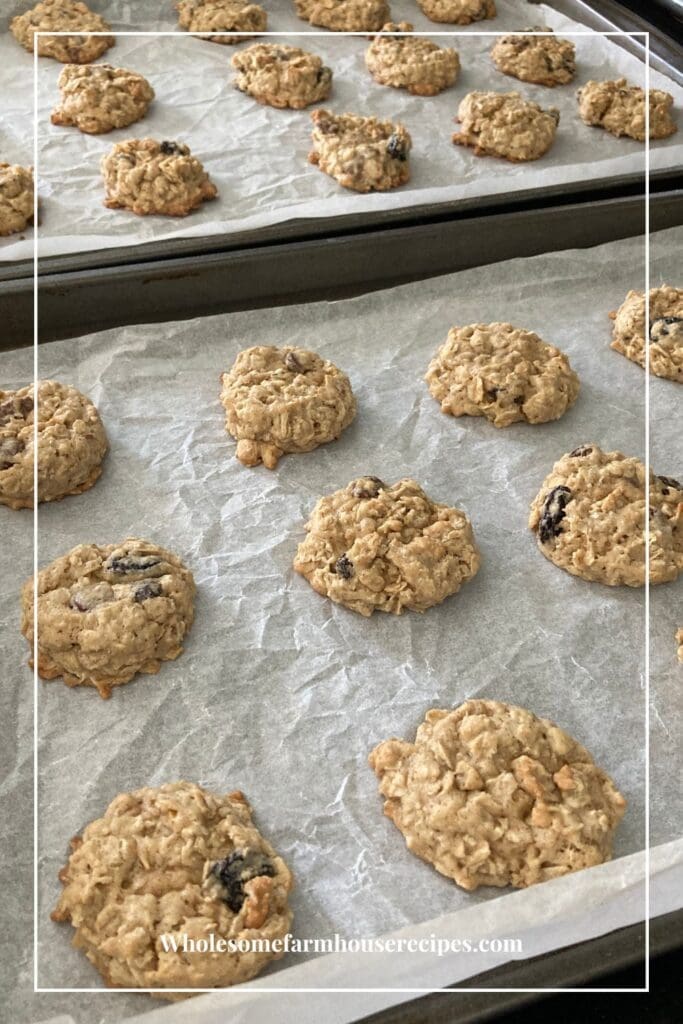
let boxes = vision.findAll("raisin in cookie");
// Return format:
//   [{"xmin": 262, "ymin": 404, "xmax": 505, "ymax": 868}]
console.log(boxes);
[
  {"xmin": 577, "ymin": 79, "xmax": 677, "ymax": 141},
  {"xmin": 101, "ymin": 139, "xmax": 217, "ymax": 217},
  {"xmin": 294, "ymin": 477, "xmax": 480, "ymax": 616},
  {"xmin": 220, "ymin": 345, "xmax": 356, "ymax": 469},
  {"xmin": 0, "ymin": 380, "xmax": 107, "ymax": 510},
  {"xmin": 22, "ymin": 539, "xmax": 196, "ymax": 698},
  {"xmin": 529, "ymin": 444, "xmax": 682, "ymax": 587},
  {"xmin": 232, "ymin": 44, "xmax": 332, "ymax": 110},
  {"xmin": 369, "ymin": 700, "xmax": 626, "ymax": 891},
  {"xmin": 426, "ymin": 323, "xmax": 579, "ymax": 428},
  {"xmin": 609, "ymin": 286, "xmax": 682, "ymax": 383},
  {"xmin": 309, "ymin": 109, "xmax": 411, "ymax": 192},
  {"xmin": 51, "ymin": 64, "xmax": 155, "ymax": 134},
  {"xmin": 295, "ymin": 0, "xmax": 390, "ymax": 31},
  {"xmin": 176, "ymin": 0, "xmax": 267, "ymax": 43},
  {"xmin": 11, "ymin": 0, "xmax": 114, "ymax": 64},
  {"xmin": 0, "ymin": 164, "xmax": 34, "ymax": 237},
  {"xmin": 365, "ymin": 22, "xmax": 459, "ymax": 97},
  {"xmin": 453, "ymin": 91, "xmax": 559, "ymax": 161},
  {"xmin": 417, "ymin": 0, "xmax": 496, "ymax": 25},
  {"xmin": 491, "ymin": 29, "xmax": 575, "ymax": 87},
  {"xmin": 52, "ymin": 782, "xmax": 293, "ymax": 991}
]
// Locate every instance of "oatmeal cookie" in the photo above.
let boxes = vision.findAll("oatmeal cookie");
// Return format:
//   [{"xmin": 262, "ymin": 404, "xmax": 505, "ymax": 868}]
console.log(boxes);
[
  {"xmin": 365, "ymin": 22, "xmax": 459, "ymax": 97},
  {"xmin": 293, "ymin": 477, "xmax": 480, "ymax": 616},
  {"xmin": 529, "ymin": 444, "xmax": 683, "ymax": 586},
  {"xmin": 0, "ymin": 380, "xmax": 107, "ymax": 510},
  {"xmin": 453, "ymin": 91, "xmax": 559, "ymax": 161},
  {"xmin": 232, "ymin": 44, "xmax": 332, "ymax": 110},
  {"xmin": 22, "ymin": 538, "xmax": 196, "ymax": 698},
  {"xmin": 51, "ymin": 64, "xmax": 155, "ymax": 134},
  {"xmin": 10, "ymin": 0, "xmax": 114, "ymax": 63},
  {"xmin": 101, "ymin": 139, "xmax": 217, "ymax": 217},
  {"xmin": 609, "ymin": 286, "xmax": 682, "ymax": 383},
  {"xmin": 491, "ymin": 29, "xmax": 576, "ymax": 87},
  {"xmin": 416, "ymin": 0, "xmax": 496, "ymax": 26},
  {"xmin": 426, "ymin": 323, "xmax": 579, "ymax": 428},
  {"xmin": 309, "ymin": 109, "xmax": 411, "ymax": 192},
  {"xmin": 220, "ymin": 345, "xmax": 356, "ymax": 469},
  {"xmin": 577, "ymin": 79, "xmax": 677, "ymax": 141},
  {"xmin": 0, "ymin": 163, "xmax": 34, "ymax": 237},
  {"xmin": 295, "ymin": 0, "xmax": 390, "ymax": 31},
  {"xmin": 52, "ymin": 782, "xmax": 293, "ymax": 991},
  {"xmin": 176, "ymin": 0, "xmax": 267, "ymax": 43},
  {"xmin": 369, "ymin": 699, "xmax": 626, "ymax": 891}
]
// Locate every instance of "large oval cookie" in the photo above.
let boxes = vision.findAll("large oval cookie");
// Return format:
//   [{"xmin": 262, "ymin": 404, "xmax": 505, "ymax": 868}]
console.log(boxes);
[
  {"xmin": 11, "ymin": 0, "xmax": 114, "ymax": 63},
  {"xmin": 101, "ymin": 139, "xmax": 217, "ymax": 217},
  {"xmin": 577, "ymin": 78, "xmax": 677, "ymax": 141},
  {"xmin": 365, "ymin": 22, "xmax": 459, "ymax": 97},
  {"xmin": 176, "ymin": 0, "xmax": 268, "ymax": 42},
  {"xmin": 453, "ymin": 91, "xmax": 559, "ymax": 161},
  {"xmin": 51, "ymin": 64, "xmax": 155, "ymax": 134},
  {"xmin": 232, "ymin": 44, "xmax": 332, "ymax": 110},
  {"xmin": 309, "ymin": 109, "xmax": 411, "ymax": 192},
  {"xmin": 491, "ymin": 29, "xmax": 575, "ymax": 87},
  {"xmin": 295, "ymin": 0, "xmax": 390, "ymax": 31}
]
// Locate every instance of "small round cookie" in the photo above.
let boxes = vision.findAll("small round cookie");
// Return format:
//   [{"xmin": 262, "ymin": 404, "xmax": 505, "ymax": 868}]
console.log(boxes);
[
  {"xmin": 295, "ymin": 0, "xmax": 390, "ymax": 31},
  {"xmin": 52, "ymin": 782, "xmax": 293, "ymax": 991},
  {"xmin": 0, "ymin": 380, "xmax": 107, "ymax": 510},
  {"xmin": 369, "ymin": 699, "xmax": 626, "ymax": 891},
  {"xmin": 491, "ymin": 29, "xmax": 576, "ymax": 87},
  {"xmin": 426, "ymin": 323, "xmax": 579, "ymax": 428},
  {"xmin": 101, "ymin": 139, "xmax": 217, "ymax": 217},
  {"xmin": 365, "ymin": 22, "xmax": 459, "ymax": 98},
  {"xmin": 293, "ymin": 477, "xmax": 480, "ymax": 616},
  {"xmin": 176, "ymin": 0, "xmax": 268, "ymax": 44},
  {"xmin": 453, "ymin": 91, "xmax": 559, "ymax": 162},
  {"xmin": 309, "ymin": 109, "xmax": 411, "ymax": 192},
  {"xmin": 22, "ymin": 539, "xmax": 196, "ymax": 698},
  {"xmin": 231, "ymin": 44, "xmax": 332, "ymax": 110},
  {"xmin": 577, "ymin": 79, "xmax": 677, "ymax": 141},
  {"xmin": 416, "ymin": 0, "xmax": 496, "ymax": 26},
  {"xmin": 220, "ymin": 345, "xmax": 356, "ymax": 469},
  {"xmin": 529, "ymin": 444, "xmax": 683, "ymax": 587},
  {"xmin": 0, "ymin": 164, "xmax": 34, "ymax": 237},
  {"xmin": 10, "ymin": 0, "xmax": 114, "ymax": 64},
  {"xmin": 609, "ymin": 286, "xmax": 682, "ymax": 383},
  {"xmin": 51, "ymin": 64, "xmax": 155, "ymax": 134}
]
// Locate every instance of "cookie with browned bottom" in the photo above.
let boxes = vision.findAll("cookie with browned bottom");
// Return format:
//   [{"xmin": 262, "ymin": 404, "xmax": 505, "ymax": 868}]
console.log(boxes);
[
  {"xmin": 51, "ymin": 64, "xmax": 155, "ymax": 134},
  {"xmin": 453, "ymin": 91, "xmax": 559, "ymax": 161},
  {"xmin": 577, "ymin": 78, "xmax": 677, "ymax": 141},
  {"xmin": 232, "ymin": 44, "xmax": 332, "ymax": 109},
  {"xmin": 176, "ymin": 0, "xmax": 267, "ymax": 43},
  {"xmin": 101, "ymin": 139, "xmax": 217, "ymax": 216},
  {"xmin": 309, "ymin": 109, "xmax": 411, "ymax": 192},
  {"xmin": 365, "ymin": 22, "xmax": 459, "ymax": 97},
  {"xmin": 10, "ymin": 0, "xmax": 114, "ymax": 63},
  {"xmin": 491, "ymin": 29, "xmax": 575, "ymax": 87}
]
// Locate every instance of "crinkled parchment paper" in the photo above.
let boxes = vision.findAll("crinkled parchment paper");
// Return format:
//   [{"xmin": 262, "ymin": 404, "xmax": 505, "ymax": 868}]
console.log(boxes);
[{"xmin": 0, "ymin": 0, "xmax": 682, "ymax": 261}]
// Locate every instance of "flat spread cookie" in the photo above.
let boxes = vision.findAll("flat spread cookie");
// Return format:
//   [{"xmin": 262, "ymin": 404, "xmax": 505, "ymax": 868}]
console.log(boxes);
[
  {"xmin": 426, "ymin": 323, "xmax": 579, "ymax": 428},
  {"xmin": 309, "ymin": 109, "xmax": 411, "ymax": 192},
  {"xmin": 232, "ymin": 44, "xmax": 332, "ymax": 110},
  {"xmin": 295, "ymin": 0, "xmax": 390, "ymax": 31},
  {"xmin": 22, "ymin": 538, "xmax": 196, "ymax": 697},
  {"xmin": 101, "ymin": 139, "xmax": 217, "ymax": 217},
  {"xmin": 491, "ymin": 29, "xmax": 576, "ymax": 87},
  {"xmin": 11, "ymin": 0, "xmax": 114, "ymax": 63},
  {"xmin": 417, "ymin": 0, "xmax": 496, "ymax": 25},
  {"xmin": 0, "ymin": 164, "xmax": 34, "ymax": 237},
  {"xmin": 0, "ymin": 380, "xmax": 107, "ymax": 510},
  {"xmin": 176, "ymin": 0, "xmax": 268, "ymax": 43},
  {"xmin": 453, "ymin": 91, "xmax": 559, "ymax": 161},
  {"xmin": 293, "ymin": 477, "xmax": 480, "ymax": 616},
  {"xmin": 610, "ymin": 286, "xmax": 682, "ymax": 383},
  {"xmin": 369, "ymin": 699, "xmax": 626, "ymax": 890},
  {"xmin": 52, "ymin": 782, "xmax": 293, "ymax": 991},
  {"xmin": 529, "ymin": 444, "xmax": 683, "ymax": 586},
  {"xmin": 365, "ymin": 22, "xmax": 459, "ymax": 97},
  {"xmin": 51, "ymin": 64, "xmax": 155, "ymax": 134},
  {"xmin": 220, "ymin": 345, "xmax": 356, "ymax": 469},
  {"xmin": 577, "ymin": 79, "xmax": 677, "ymax": 141}
]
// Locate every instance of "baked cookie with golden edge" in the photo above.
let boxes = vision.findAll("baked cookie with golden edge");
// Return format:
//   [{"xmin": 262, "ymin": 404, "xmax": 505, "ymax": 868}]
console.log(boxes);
[
  {"xmin": 176, "ymin": 0, "xmax": 267, "ymax": 43},
  {"xmin": 295, "ymin": 0, "xmax": 390, "ymax": 31},
  {"xmin": 453, "ymin": 91, "xmax": 559, "ymax": 161},
  {"xmin": 51, "ymin": 64, "xmax": 155, "ymax": 134},
  {"xmin": 232, "ymin": 44, "xmax": 332, "ymax": 110},
  {"xmin": 101, "ymin": 139, "xmax": 217, "ymax": 217},
  {"xmin": 609, "ymin": 286, "xmax": 682, "ymax": 383},
  {"xmin": 220, "ymin": 345, "xmax": 356, "ymax": 469},
  {"xmin": 309, "ymin": 109, "xmax": 411, "ymax": 192},
  {"xmin": 529, "ymin": 444, "xmax": 683, "ymax": 587},
  {"xmin": 417, "ymin": 0, "xmax": 495, "ymax": 25},
  {"xmin": 577, "ymin": 79, "xmax": 677, "ymax": 141},
  {"xmin": 0, "ymin": 380, "xmax": 107, "ymax": 510},
  {"xmin": 365, "ymin": 22, "xmax": 459, "ymax": 97},
  {"xmin": 426, "ymin": 323, "xmax": 579, "ymax": 428},
  {"xmin": 369, "ymin": 700, "xmax": 626, "ymax": 891},
  {"xmin": 22, "ymin": 539, "xmax": 196, "ymax": 698},
  {"xmin": 294, "ymin": 477, "xmax": 480, "ymax": 616},
  {"xmin": 491, "ymin": 29, "xmax": 575, "ymax": 87},
  {"xmin": 52, "ymin": 782, "xmax": 293, "ymax": 993},
  {"xmin": 0, "ymin": 164, "xmax": 34, "ymax": 237},
  {"xmin": 10, "ymin": 0, "xmax": 114, "ymax": 63}
]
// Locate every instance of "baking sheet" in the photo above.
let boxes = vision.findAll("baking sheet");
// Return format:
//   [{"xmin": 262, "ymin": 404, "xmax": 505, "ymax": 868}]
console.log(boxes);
[{"xmin": 1, "ymin": 0, "xmax": 682, "ymax": 262}]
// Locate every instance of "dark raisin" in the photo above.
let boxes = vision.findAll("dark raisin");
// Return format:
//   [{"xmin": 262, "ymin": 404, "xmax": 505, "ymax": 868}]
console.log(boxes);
[
  {"xmin": 104, "ymin": 554, "xmax": 163, "ymax": 578},
  {"xmin": 284, "ymin": 351, "xmax": 304, "ymax": 373},
  {"xmin": 538, "ymin": 485, "xmax": 572, "ymax": 544},
  {"xmin": 352, "ymin": 476, "xmax": 385, "ymax": 499},
  {"xmin": 569, "ymin": 445, "xmax": 593, "ymax": 458},
  {"xmin": 0, "ymin": 437, "xmax": 23, "ymax": 468},
  {"xmin": 650, "ymin": 316, "xmax": 683, "ymax": 341},
  {"xmin": 212, "ymin": 851, "xmax": 276, "ymax": 913},
  {"xmin": 160, "ymin": 140, "xmax": 182, "ymax": 155},
  {"xmin": 134, "ymin": 580, "xmax": 163, "ymax": 602},
  {"xmin": 70, "ymin": 583, "xmax": 115, "ymax": 612},
  {"xmin": 386, "ymin": 133, "xmax": 408, "ymax": 161},
  {"xmin": 485, "ymin": 387, "xmax": 500, "ymax": 401},
  {"xmin": 335, "ymin": 554, "xmax": 354, "ymax": 579},
  {"xmin": 658, "ymin": 475, "xmax": 681, "ymax": 493},
  {"xmin": 317, "ymin": 65, "xmax": 332, "ymax": 85},
  {"xmin": 0, "ymin": 396, "xmax": 31, "ymax": 424},
  {"xmin": 19, "ymin": 396, "xmax": 34, "ymax": 416}
]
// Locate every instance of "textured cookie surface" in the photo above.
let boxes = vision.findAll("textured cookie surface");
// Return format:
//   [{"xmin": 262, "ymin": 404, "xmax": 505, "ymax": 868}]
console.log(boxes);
[
  {"xmin": 369, "ymin": 699, "xmax": 626, "ymax": 891},
  {"xmin": 577, "ymin": 79, "xmax": 677, "ymax": 141},
  {"xmin": 294, "ymin": 477, "xmax": 480, "ymax": 616},
  {"xmin": 0, "ymin": 164, "xmax": 34, "ymax": 237},
  {"xmin": 0, "ymin": 380, "xmax": 107, "ymax": 510},
  {"xmin": 365, "ymin": 22, "xmax": 459, "ymax": 97},
  {"xmin": 491, "ymin": 30, "xmax": 575, "ymax": 86},
  {"xmin": 10, "ymin": 0, "xmax": 114, "ymax": 63},
  {"xmin": 101, "ymin": 139, "xmax": 217, "ymax": 217},
  {"xmin": 22, "ymin": 538, "xmax": 196, "ymax": 697},
  {"xmin": 426, "ymin": 323, "xmax": 579, "ymax": 427},
  {"xmin": 232, "ymin": 44, "xmax": 332, "ymax": 109},
  {"xmin": 529, "ymin": 444, "xmax": 683, "ymax": 586},
  {"xmin": 52, "ymin": 782, "xmax": 293, "ymax": 991},
  {"xmin": 453, "ymin": 91, "xmax": 559, "ymax": 161},
  {"xmin": 176, "ymin": 0, "xmax": 267, "ymax": 43},
  {"xmin": 51, "ymin": 64, "xmax": 155, "ymax": 134},
  {"xmin": 417, "ymin": 0, "xmax": 496, "ymax": 25},
  {"xmin": 295, "ymin": 0, "xmax": 389, "ymax": 31},
  {"xmin": 220, "ymin": 345, "xmax": 356, "ymax": 468},
  {"xmin": 309, "ymin": 109, "xmax": 411, "ymax": 192},
  {"xmin": 610, "ymin": 286, "xmax": 682, "ymax": 383}
]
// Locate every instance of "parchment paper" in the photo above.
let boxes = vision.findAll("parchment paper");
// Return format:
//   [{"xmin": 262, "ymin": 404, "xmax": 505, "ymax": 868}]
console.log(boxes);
[{"xmin": 1, "ymin": 0, "xmax": 682, "ymax": 262}]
